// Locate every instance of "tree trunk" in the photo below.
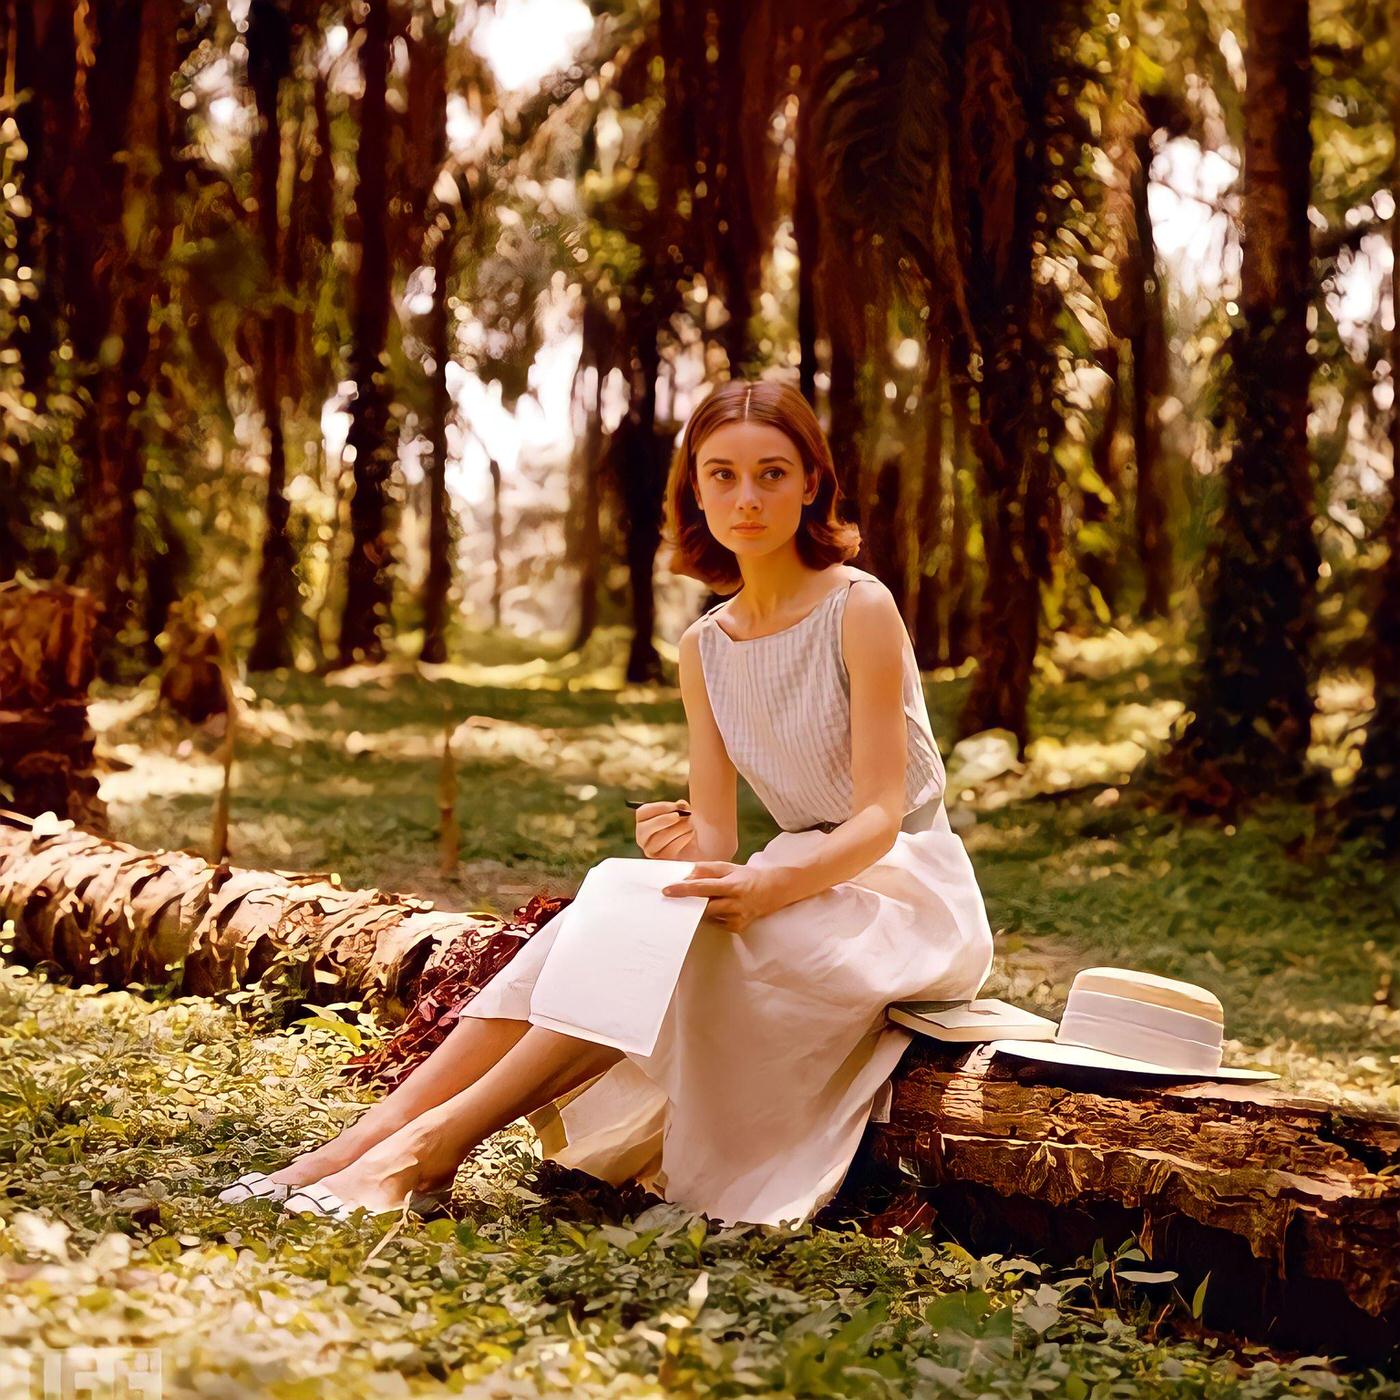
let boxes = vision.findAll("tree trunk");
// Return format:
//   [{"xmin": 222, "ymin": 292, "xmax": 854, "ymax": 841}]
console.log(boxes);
[
  {"xmin": 794, "ymin": 92, "xmax": 820, "ymax": 408},
  {"xmin": 248, "ymin": 0, "xmax": 298, "ymax": 673},
  {"xmin": 1130, "ymin": 124, "xmax": 1173, "ymax": 619},
  {"xmin": 946, "ymin": 362, "xmax": 978, "ymax": 668},
  {"xmin": 3, "ymin": 0, "xmax": 66, "ymax": 580},
  {"xmin": 141, "ymin": 506, "xmax": 187, "ymax": 660},
  {"xmin": 337, "ymin": 0, "xmax": 395, "ymax": 666},
  {"xmin": 62, "ymin": 0, "xmax": 163, "ymax": 673},
  {"xmin": 1343, "ymin": 0, "xmax": 1400, "ymax": 847},
  {"xmin": 1168, "ymin": 0, "xmax": 1319, "ymax": 804},
  {"xmin": 569, "ymin": 301, "xmax": 609, "ymax": 654},
  {"xmin": 0, "ymin": 810, "xmax": 561, "ymax": 1022},
  {"xmin": 913, "ymin": 347, "xmax": 945, "ymax": 669},
  {"xmin": 414, "ymin": 24, "xmax": 455, "ymax": 666},
  {"xmin": 864, "ymin": 1041, "xmax": 1400, "ymax": 1362},
  {"xmin": 490, "ymin": 457, "xmax": 503, "ymax": 628},
  {"xmin": 1080, "ymin": 346, "xmax": 1121, "ymax": 617},
  {"xmin": 1098, "ymin": 24, "xmax": 1173, "ymax": 621},
  {"xmin": 419, "ymin": 220, "xmax": 456, "ymax": 664},
  {"xmin": 952, "ymin": 0, "xmax": 1057, "ymax": 751},
  {"xmin": 866, "ymin": 454, "xmax": 907, "ymax": 600},
  {"xmin": 825, "ymin": 325, "xmax": 865, "ymax": 524},
  {"xmin": 619, "ymin": 307, "xmax": 665, "ymax": 684}
]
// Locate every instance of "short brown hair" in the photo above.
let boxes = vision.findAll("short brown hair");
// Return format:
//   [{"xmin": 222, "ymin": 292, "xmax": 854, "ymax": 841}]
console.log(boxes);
[{"xmin": 662, "ymin": 378, "xmax": 861, "ymax": 590}]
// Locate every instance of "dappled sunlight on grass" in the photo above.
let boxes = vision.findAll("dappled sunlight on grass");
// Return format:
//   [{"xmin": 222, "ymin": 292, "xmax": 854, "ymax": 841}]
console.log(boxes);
[{"xmin": 79, "ymin": 620, "xmax": 1399, "ymax": 1108}]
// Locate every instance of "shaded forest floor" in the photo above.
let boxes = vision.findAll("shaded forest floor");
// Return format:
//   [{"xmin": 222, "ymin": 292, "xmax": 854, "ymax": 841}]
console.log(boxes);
[{"xmin": 3, "ymin": 621, "xmax": 1399, "ymax": 1395}]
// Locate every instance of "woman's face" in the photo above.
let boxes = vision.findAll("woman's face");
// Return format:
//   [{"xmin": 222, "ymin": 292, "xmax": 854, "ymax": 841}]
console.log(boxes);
[{"xmin": 693, "ymin": 421, "xmax": 816, "ymax": 557}]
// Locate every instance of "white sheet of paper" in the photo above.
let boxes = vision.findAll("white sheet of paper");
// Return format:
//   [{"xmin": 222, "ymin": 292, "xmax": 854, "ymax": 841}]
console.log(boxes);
[{"xmin": 527, "ymin": 857, "xmax": 710, "ymax": 1057}]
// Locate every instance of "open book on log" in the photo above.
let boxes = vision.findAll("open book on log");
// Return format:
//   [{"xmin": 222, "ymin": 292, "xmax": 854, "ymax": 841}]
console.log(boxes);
[
  {"xmin": 0, "ymin": 808, "xmax": 1396, "ymax": 1361},
  {"xmin": 887, "ymin": 997, "xmax": 1058, "ymax": 1042}
]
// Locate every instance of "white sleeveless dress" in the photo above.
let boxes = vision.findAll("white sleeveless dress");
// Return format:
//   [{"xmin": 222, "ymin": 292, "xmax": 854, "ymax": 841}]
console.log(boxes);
[{"xmin": 460, "ymin": 566, "xmax": 994, "ymax": 1226}]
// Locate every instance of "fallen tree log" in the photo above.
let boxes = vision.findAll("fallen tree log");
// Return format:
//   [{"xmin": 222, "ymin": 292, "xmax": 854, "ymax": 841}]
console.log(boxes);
[
  {"xmin": 862, "ymin": 1042, "xmax": 1400, "ymax": 1363},
  {"xmin": 1, "ymin": 811, "xmax": 1397, "ymax": 1361},
  {"xmin": 0, "ymin": 810, "xmax": 564, "ymax": 1019}
]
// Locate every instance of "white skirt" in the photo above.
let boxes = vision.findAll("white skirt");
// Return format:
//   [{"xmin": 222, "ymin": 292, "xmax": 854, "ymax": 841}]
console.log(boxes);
[{"xmin": 461, "ymin": 807, "xmax": 994, "ymax": 1227}]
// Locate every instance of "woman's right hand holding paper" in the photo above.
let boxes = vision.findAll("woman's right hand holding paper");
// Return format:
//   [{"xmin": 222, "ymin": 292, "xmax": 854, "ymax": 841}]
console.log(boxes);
[{"xmin": 635, "ymin": 800, "xmax": 696, "ymax": 860}]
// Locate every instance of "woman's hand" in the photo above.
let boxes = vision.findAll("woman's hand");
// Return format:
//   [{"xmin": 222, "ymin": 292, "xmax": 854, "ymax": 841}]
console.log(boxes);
[
  {"xmin": 634, "ymin": 800, "xmax": 696, "ymax": 860},
  {"xmin": 660, "ymin": 862, "xmax": 786, "ymax": 933}
]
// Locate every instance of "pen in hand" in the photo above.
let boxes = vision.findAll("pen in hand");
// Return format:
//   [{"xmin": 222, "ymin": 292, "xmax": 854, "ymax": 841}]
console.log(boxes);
[{"xmin": 628, "ymin": 798, "xmax": 693, "ymax": 885}]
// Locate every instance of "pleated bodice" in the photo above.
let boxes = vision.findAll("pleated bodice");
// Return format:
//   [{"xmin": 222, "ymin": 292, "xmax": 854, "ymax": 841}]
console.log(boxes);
[{"xmin": 696, "ymin": 567, "xmax": 946, "ymax": 832}]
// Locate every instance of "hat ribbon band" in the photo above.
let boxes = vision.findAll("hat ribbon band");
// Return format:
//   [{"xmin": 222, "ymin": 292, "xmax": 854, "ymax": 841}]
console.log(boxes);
[{"xmin": 1056, "ymin": 988, "xmax": 1224, "ymax": 1072}]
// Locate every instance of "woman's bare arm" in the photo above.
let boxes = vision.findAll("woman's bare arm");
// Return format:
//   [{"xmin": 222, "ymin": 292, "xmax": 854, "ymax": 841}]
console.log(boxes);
[
  {"xmin": 763, "ymin": 580, "xmax": 908, "ymax": 908},
  {"xmin": 677, "ymin": 621, "xmax": 739, "ymax": 860}
]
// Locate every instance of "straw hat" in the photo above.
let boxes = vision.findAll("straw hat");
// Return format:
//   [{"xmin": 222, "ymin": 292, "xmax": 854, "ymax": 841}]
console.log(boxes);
[{"xmin": 988, "ymin": 967, "xmax": 1278, "ymax": 1081}]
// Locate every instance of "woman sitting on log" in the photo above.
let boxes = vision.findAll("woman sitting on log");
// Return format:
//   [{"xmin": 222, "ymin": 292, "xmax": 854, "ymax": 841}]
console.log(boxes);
[{"xmin": 218, "ymin": 377, "xmax": 995, "ymax": 1225}]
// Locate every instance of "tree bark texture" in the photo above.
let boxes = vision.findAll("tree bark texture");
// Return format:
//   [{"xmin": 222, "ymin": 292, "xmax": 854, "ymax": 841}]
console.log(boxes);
[
  {"xmin": 1080, "ymin": 347, "xmax": 1121, "ymax": 616},
  {"xmin": 1130, "ymin": 124, "xmax": 1173, "ymax": 619},
  {"xmin": 618, "ymin": 303, "xmax": 665, "ymax": 685},
  {"xmin": 945, "ymin": 361, "xmax": 978, "ymax": 667},
  {"xmin": 3, "ymin": 0, "xmax": 66, "ymax": 579},
  {"xmin": 61, "ymin": 0, "xmax": 175, "ymax": 670},
  {"xmin": 247, "ymin": 0, "xmax": 299, "ymax": 673},
  {"xmin": 419, "ymin": 219, "xmax": 456, "ymax": 665},
  {"xmin": 413, "ymin": 22, "xmax": 455, "ymax": 666},
  {"xmin": 866, "ymin": 454, "xmax": 909, "ymax": 603},
  {"xmin": 338, "ymin": 0, "xmax": 395, "ymax": 666},
  {"xmin": 951, "ymin": 0, "xmax": 1059, "ymax": 751},
  {"xmin": 568, "ymin": 300, "xmax": 610, "ymax": 655},
  {"xmin": 1169, "ymin": 0, "xmax": 1319, "ymax": 801},
  {"xmin": 914, "ymin": 347, "xmax": 946, "ymax": 669},
  {"xmin": 867, "ymin": 1041, "xmax": 1400, "ymax": 1361},
  {"xmin": 0, "ymin": 810, "xmax": 564, "ymax": 1023},
  {"xmin": 0, "ymin": 583, "xmax": 105, "ymax": 831},
  {"xmin": 794, "ymin": 87, "xmax": 821, "ymax": 410},
  {"xmin": 1097, "ymin": 43, "xmax": 1172, "ymax": 621}
]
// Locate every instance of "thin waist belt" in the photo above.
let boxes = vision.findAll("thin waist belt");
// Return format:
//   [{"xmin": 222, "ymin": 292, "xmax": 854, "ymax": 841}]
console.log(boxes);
[{"xmin": 790, "ymin": 797, "xmax": 941, "ymax": 837}]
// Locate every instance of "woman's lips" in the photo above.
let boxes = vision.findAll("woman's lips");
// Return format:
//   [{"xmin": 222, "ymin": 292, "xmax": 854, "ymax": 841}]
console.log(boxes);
[{"xmin": 731, "ymin": 525, "xmax": 766, "ymax": 533}]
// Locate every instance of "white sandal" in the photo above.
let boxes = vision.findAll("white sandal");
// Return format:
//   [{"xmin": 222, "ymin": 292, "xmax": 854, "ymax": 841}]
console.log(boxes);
[
  {"xmin": 216, "ymin": 1171, "xmax": 292, "ymax": 1205},
  {"xmin": 281, "ymin": 1182, "xmax": 453, "ymax": 1223}
]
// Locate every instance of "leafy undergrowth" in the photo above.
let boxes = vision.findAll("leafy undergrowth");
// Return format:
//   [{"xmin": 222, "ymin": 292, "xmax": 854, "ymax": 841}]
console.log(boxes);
[
  {"xmin": 4, "ymin": 967, "xmax": 1397, "ymax": 1398},
  {"xmin": 2, "ymin": 621, "xmax": 1396, "ymax": 1393}
]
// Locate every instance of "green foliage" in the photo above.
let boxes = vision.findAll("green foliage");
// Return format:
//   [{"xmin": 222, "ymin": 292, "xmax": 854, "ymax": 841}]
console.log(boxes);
[
  {"xmin": 5, "ymin": 965, "xmax": 1399, "ymax": 1395},
  {"xmin": 4, "ymin": 639, "xmax": 1399, "ymax": 1391}
]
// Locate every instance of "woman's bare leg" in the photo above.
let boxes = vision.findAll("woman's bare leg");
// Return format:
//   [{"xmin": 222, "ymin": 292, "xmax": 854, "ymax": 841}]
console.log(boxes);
[
  {"xmin": 298, "ymin": 1026, "xmax": 625, "ymax": 1210},
  {"xmin": 269, "ymin": 1014, "xmax": 531, "ymax": 1187}
]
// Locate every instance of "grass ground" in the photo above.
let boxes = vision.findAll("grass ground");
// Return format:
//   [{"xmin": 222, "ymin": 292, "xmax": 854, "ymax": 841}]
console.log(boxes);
[{"xmin": 2, "ymin": 620, "xmax": 1397, "ymax": 1396}]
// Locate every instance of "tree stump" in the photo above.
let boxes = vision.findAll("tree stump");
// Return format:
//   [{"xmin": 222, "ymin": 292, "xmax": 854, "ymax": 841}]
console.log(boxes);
[
  {"xmin": 0, "ymin": 582, "xmax": 106, "ymax": 832},
  {"xmin": 156, "ymin": 596, "xmax": 229, "ymax": 723},
  {"xmin": 863, "ymin": 1040, "xmax": 1400, "ymax": 1362}
]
